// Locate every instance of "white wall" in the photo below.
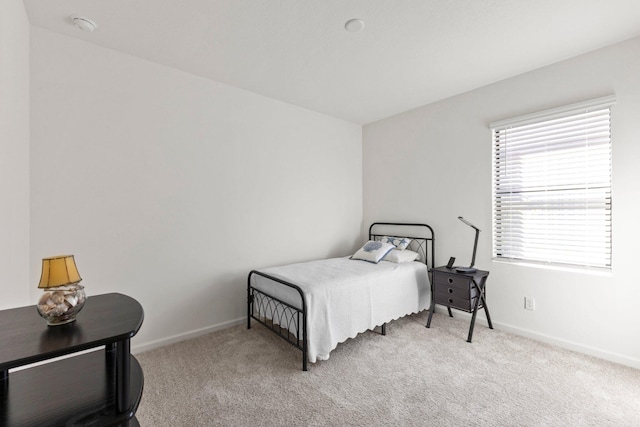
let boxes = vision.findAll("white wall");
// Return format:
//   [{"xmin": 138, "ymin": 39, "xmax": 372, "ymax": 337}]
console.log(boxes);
[
  {"xmin": 0, "ymin": 0, "xmax": 30, "ymax": 309},
  {"xmin": 364, "ymin": 36, "xmax": 640, "ymax": 368},
  {"xmin": 30, "ymin": 27, "xmax": 363, "ymax": 349}
]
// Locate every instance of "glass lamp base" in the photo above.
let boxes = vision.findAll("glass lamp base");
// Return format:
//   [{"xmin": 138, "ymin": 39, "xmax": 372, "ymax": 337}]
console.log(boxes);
[{"xmin": 37, "ymin": 284, "xmax": 86, "ymax": 326}]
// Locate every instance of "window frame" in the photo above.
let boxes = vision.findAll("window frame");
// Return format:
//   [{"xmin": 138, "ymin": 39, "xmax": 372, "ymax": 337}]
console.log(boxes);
[{"xmin": 490, "ymin": 96, "xmax": 614, "ymax": 272}]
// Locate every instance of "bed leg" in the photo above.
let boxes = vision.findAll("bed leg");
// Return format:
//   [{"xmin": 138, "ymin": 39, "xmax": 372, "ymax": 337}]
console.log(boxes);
[
  {"xmin": 381, "ymin": 323, "xmax": 386, "ymax": 335},
  {"xmin": 247, "ymin": 277, "xmax": 252, "ymax": 329},
  {"xmin": 302, "ymin": 337, "xmax": 308, "ymax": 371},
  {"xmin": 247, "ymin": 296, "xmax": 251, "ymax": 329},
  {"xmin": 247, "ymin": 297, "xmax": 251, "ymax": 329},
  {"xmin": 302, "ymin": 308, "xmax": 308, "ymax": 371}
]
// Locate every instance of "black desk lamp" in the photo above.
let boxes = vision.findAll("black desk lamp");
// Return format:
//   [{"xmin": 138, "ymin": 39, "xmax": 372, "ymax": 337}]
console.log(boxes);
[{"xmin": 456, "ymin": 216, "xmax": 479, "ymax": 273}]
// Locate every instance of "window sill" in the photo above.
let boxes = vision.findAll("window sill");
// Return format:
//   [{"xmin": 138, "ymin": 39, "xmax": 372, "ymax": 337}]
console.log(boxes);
[{"xmin": 492, "ymin": 258, "xmax": 612, "ymax": 277}]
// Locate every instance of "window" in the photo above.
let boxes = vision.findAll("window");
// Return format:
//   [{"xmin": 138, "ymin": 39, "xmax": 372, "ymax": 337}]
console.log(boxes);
[{"xmin": 491, "ymin": 96, "xmax": 614, "ymax": 271}]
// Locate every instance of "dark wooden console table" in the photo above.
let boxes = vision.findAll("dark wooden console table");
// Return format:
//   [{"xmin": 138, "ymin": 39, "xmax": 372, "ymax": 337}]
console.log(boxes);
[{"xmin": 0, "ymin": 293, "xmax": 144, "ymax": 426}]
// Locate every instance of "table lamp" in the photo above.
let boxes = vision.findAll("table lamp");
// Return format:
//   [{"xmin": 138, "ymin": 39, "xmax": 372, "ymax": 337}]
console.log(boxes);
[
  {"xmin": 36, "ymin": 255, "xmax": 86, "ymax": 326},
  {"xmin": 456, "ymin": 216, "xmax": 480, "ymax": 273}
]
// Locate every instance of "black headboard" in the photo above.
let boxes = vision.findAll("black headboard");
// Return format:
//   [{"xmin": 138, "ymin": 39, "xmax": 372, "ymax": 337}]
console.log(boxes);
[{"xmin": 369, "ymin": 222, "xmax": 435, "ymax": 269}]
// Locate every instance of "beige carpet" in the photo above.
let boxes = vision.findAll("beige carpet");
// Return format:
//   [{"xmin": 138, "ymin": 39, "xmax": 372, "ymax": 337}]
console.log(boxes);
[{"xmin": 135, "ymin": 311, "xmax": 640, "ymax": 426}]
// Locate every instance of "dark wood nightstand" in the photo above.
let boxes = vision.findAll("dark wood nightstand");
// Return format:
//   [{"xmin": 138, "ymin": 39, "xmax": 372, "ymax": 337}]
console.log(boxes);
[{"xmin": 426, "ymin": 266, "xmax": 493, "ymax": 342}]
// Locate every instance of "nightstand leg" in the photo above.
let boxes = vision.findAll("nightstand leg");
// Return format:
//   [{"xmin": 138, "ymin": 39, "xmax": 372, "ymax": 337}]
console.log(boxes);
[
  {"xmin": 1, "ymin": 369, "xmax": 7, "ymax": 395},
  {"xmin": 467, "ymin": 279, "xmax": 484, "ymax": 343},
  {"xmin": 426, "ymin": 297, "xmax": 436, "ymax": 328},
  {"xmin": 467, "ymin": 298, "xmax": 482, "ymax": 343},
  {"xmin": 447, "ymin": 307, "xmax": 453, "ymax": 317},
  {"xmin": 481, "ymin": 292, "xmax": 493, "ymax": 329},
  {"xmin": 116, "ymin": 339, "xmax": 131, "ymax": 414}
]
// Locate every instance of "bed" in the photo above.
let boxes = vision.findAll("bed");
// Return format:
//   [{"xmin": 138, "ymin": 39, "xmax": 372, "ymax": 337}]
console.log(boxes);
[{"xmin": 247, "ymin": 222, "xmax": 435, "ymax": 371}]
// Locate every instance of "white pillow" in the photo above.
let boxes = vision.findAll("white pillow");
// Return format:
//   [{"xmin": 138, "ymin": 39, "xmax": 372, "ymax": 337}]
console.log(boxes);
[
  {"xmin": 384, "ymin": 249, "xmax": 420, "ymax": 263},
  {"xmin": 351, "ymin": 241, "xmax": 395, "ymax": 264},
  {"xmin": 381, "ymin": 236, "xmax": 412, "ymax": 250}
]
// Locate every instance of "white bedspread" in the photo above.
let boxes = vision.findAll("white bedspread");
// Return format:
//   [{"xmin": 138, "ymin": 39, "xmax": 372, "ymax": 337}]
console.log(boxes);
[{"xmin": 250, "ymin": 257, "xmax": 430, "ymax": 363}]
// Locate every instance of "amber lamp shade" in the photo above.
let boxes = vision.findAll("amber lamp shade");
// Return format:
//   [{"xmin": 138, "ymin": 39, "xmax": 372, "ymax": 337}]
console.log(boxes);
[{"xmin": 36, "ymin": 255, "xmax": 86, "ymax": 326}]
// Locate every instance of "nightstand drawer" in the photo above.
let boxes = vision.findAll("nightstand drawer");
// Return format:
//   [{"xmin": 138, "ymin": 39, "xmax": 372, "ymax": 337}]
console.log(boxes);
[
  {"xmin": 433, "ymin": 283, "xmax": 477, "ymax": 300},
  {"xmin": 434, "ymin": 293, "xmax": 479, "ymax": 312},
  {"xmin": 433, "ymin": 272, "xmax": 472, "ymax": 288}
]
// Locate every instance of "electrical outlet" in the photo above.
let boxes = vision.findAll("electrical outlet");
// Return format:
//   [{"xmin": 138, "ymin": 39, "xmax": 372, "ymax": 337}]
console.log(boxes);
[{"xmin": 524, "ymin": 297, "xmax": 536, "ymax": 311}]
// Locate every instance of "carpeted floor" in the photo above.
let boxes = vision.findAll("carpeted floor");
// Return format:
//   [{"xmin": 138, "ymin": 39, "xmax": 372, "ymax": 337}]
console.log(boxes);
[{"xmin": 135, "ymin": 311, "xmax": 640, "ymax": 426}]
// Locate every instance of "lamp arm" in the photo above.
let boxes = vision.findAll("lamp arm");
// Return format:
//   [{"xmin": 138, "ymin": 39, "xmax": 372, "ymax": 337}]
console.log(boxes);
[
  {"xmin": 470, "ymin": 228, "xmax": 479, "ymax": 268},
  {"xmin": 458, "ymin": 216, "xmax": 481, "ymax": 269},
  {"xmin": 458, "ymin": 216, "xmax": 480, "ymax": 231}
]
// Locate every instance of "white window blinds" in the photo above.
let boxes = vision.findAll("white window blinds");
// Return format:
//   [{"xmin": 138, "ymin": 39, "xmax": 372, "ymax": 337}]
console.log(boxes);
[{"xmin": 491, "ymin": 96, "xmax": 614, "ymax": 271}]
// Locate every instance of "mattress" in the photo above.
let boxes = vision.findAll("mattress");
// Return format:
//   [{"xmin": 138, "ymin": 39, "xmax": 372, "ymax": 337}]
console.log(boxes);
[{"xmin": 250, "ymin": 256, "xmax": 430, "ymax": 363}]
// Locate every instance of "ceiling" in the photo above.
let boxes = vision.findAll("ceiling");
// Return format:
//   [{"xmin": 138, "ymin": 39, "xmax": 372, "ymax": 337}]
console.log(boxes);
[{"xmin": 22, "ymin": 0, "xmax": 640, "ymax": 124}]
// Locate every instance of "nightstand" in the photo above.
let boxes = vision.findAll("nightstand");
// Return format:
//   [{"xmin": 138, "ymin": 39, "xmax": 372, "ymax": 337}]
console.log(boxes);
[{"xmin": 426, "ymin": 266, "xmax": 493, "ymax": 342}]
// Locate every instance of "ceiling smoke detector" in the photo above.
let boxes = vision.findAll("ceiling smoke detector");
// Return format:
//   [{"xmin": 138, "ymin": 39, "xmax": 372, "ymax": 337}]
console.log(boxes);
[
  {"xmin": 344, "ymin": 19, "xmax": 365, "ymax": 33},
  {"xmin": 71, "ymin": 15, "xmax": 97, "ymax": 32}
]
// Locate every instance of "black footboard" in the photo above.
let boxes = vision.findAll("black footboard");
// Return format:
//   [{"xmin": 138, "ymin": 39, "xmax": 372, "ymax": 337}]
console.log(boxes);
[{"xmin": 247, "ymin": 270, "xmax": 308, "ymax": 371}]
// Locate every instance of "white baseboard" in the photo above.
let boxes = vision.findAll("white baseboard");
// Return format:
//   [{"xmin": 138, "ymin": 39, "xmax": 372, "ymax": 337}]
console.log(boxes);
[
  {"xmin": 495, "ymin": 321, "xmax": 640, "ymax": 370},
  {"xmin": 132, "ymin": 317, "xmax": 245, "ymax": 355},
  {"xmin": 433, "ymin": 306, "xmax": 640, "ymax": 370}
]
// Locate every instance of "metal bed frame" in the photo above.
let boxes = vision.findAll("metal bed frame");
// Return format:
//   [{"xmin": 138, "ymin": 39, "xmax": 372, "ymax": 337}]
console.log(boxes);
[{"xmin": 247, "ymin": 222, "xmax": 435, "ymax": 371}]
